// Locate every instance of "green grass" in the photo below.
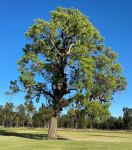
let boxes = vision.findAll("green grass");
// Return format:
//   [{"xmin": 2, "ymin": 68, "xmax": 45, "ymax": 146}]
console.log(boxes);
[{"xmin": 0, "ymin": 128, "xmax": 132, "ymax": 150}]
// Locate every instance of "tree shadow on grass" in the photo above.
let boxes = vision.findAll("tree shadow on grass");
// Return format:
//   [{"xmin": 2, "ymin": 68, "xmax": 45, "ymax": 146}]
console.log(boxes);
[
  {"xmin": 0, "ymin": 129, "xmax": 47, "ymax": 140},
  {"xmin": 0, "ymin": 129, "xmax": 69, "ymax": 140}
]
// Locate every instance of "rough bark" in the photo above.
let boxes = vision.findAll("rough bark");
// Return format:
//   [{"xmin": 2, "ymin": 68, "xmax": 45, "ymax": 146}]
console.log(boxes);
[{"xmin": 47, "ymin": 116, "xmax": 57, "ymax": 139}]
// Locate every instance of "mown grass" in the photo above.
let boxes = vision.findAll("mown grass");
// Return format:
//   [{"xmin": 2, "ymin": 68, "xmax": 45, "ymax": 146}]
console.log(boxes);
[{"xmin": 0, "ymin": 128, "xmax": 132, "ymax": 150}]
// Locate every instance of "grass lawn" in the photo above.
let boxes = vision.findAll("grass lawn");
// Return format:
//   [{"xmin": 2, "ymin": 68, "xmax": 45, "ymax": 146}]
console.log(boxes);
[{"xmin": 0, "ymin": 128, "xmax": 132, "ymax": 150}]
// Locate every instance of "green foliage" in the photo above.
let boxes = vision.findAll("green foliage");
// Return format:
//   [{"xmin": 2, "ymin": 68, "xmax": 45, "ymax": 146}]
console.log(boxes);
[
  {"xmin": 85, "ymin": 101, "xmax": 110, "ymax": 120},
  {"xmin": 33, "ymin": 105, "xmax": 52, "ymax": 127},
  {"xmin": 8, "ymin": 7, "xmax": 127, "ymax": 117},
  {"xmin": 3, "ymin": 102, "xmax": 14, "ymax": 127},
  {"xmin": 0, "ymin": 102, "xmax": 131, "ymax": 130},
  {"xmin": 123, "ymin": 107, "xmax": 132, "ymax": 129},
  {"xmin": 16, "ymin": 104, "xmax": 26, "ymax": 126}
]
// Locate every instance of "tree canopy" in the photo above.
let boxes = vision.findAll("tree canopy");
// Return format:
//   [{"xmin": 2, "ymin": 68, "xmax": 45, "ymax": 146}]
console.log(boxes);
[{"xmin": 8, "ymin": 7, "xmax": 127, "ymax": 138}]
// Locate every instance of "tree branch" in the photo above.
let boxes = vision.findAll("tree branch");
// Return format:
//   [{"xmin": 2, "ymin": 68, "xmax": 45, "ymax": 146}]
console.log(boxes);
[
  {"xmin": 65, "ymin": 43, "xmax": 74, "ymax": 55},
  {"xmin": 41, "ymin": 89, "xmax": 54, "ymax": 99},
  {"xmin": 50, "ymin": 41, "xmax": 62, "ymax": 57}
]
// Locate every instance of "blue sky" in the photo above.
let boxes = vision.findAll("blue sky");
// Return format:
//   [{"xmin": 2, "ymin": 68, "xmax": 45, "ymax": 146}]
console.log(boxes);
[{"xmin": 0, "ymin": 0, "xmax": 131, "ymax": 117}]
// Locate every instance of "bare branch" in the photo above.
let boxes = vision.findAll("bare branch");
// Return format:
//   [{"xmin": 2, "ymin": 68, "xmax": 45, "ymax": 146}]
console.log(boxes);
[
  {"xmin": 41, "ymin": 89, "xmax": 54, "ymax": 99},
  {"xmin": 65, "ymin": 43, "xmax": 74, "ymax": 55},
  {"xmin": 50, "ymin": 41, "xmax": 62, "ymax": 57}
]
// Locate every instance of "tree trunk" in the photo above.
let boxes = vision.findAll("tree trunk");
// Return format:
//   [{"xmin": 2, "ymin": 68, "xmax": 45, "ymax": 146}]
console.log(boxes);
[
  {"xmin": 75, "ymin": 122, "xmax": 78, "ymax": 129},
  {"xmin": 2, "ymin": 120, "xmax": 4, "ymax": 127},
  {"xmin": 22, "ymin": 121, "xmax": 25, "ymax": 128},
  {"xmin": 47, "ymin": 116, "xmax": 57, "ymax": 139}
]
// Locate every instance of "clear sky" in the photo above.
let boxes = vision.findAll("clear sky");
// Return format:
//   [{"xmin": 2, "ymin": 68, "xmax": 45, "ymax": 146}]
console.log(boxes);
[{"xmin": 0, "ymin": 0, "xmax": 131, "ymax": 117}]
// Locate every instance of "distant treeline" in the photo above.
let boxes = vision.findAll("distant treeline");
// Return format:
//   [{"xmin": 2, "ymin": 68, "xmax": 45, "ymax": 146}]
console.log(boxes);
[{"xmin": 0, "ymin": 102, "xmax": 131, "ymax": 130}]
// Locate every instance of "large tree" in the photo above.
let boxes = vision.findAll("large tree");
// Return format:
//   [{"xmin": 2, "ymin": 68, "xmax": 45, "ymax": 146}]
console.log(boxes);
[{"xmin": 8, "ymin": 7, "xmax": 127, "ymax": 139}]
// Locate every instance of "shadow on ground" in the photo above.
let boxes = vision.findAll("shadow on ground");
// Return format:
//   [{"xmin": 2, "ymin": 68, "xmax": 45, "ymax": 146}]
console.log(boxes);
[
  {"xmin": 0, "ymin": 129, "xmax": 47, "ymax": 140},
  {"xmin": 0, "ymin": 129, "xmax": 69, "ymax": 140}
]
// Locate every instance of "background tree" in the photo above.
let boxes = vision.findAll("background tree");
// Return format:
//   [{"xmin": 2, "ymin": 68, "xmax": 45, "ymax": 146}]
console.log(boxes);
[
  {"xmin": 3, "ymin": 102, "xmax": 14, "ymax": 127},
  {"xmin": 123, "ymin": 107, "xmax": 132, "ymax": 129},
  {"xmin": 32, "ymin": 111, "xmax": 41, "ymax": 127},
  {"xmin": 38, "ymin": 105, "xmax": 52, "ymax": 127},
  {"xmin": 74, "ymin": 101, "xmax": 110, "ymax": 129},
  {"xmin": 16, "ymin": 104, "xmax": 26, "ymax": 127},
  {"xmin": 8, "ymin": 7, "xmax": 127, "ymax": 139},
  {"xmin": 58, "ymin": 114, "xmax": 70, "ymax": 128},
  {"xmin": 0, "ymin": 101, "xmax": 131, "ymax": 130},
  {"xmin": 0, "ymin": 105, "xmax": 4, "ymax": 126},
  {"xmin": 32, "ymin": 105, "xmax": 51, "ymax": 127},
  {"xmin": 25, "ymin": 103, "xmax": 36, "ymax": 127}
]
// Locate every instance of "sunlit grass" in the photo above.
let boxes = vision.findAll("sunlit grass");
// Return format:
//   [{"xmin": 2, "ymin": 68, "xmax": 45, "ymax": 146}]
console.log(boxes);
[{"xmin": 0, "ymin": 128, "xmax": 132, "ymax": 150}]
